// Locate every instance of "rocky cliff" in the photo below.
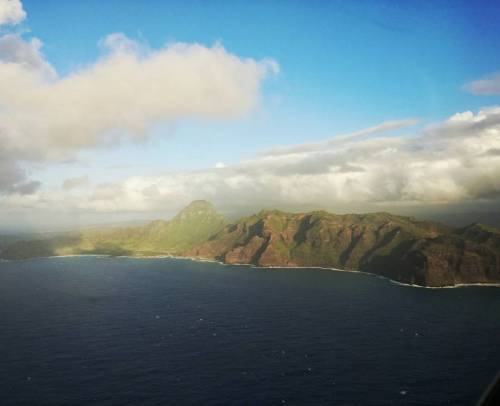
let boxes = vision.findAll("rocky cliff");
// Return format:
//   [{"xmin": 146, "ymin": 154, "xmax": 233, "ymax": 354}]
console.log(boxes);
[
  {"xmin": 2, "ymin": 202, "xmax": 500, "ymax": 287},
  {"xmin": 186, "ymin": 210, "xmax": 500, "ymax": 287}
]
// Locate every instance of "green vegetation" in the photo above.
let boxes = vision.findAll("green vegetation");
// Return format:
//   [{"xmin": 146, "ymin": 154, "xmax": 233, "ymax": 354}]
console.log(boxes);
[
  {"xmin": 0, "ymin": 200, "xmax": 226, "ymax": 259},
  {"xmin": 1, "ymin": 200, "xmax": 499, "ymax": 287},
  {"xmin": 187, "ymin": 208, "xmax": 500, "ymax": 286}
]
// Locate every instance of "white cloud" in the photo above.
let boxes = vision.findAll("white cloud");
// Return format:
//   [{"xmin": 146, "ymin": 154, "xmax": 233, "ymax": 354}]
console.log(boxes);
[
  {"xmin": 62, "ymin": 175, "xmax": 89, "ymax": 191},
  {"xmin": 0, "ymin": 0, "xmax": 25, "ymax": 26},
  {"xmin": 463, "ymin": 72, "xmax": 500, "ymax": 95},
  {"xmin": 0, "ymin": 32, "xmax": 277, "ymax": 193},
  {"xmin": 0, "ymin": 34, "xmax": 56, "ymax": 78},
  {"xmin": 262, "ymin": 118, "xmax": 419, "ymax": 157},
  {"xmin": 1, "ymin": 3, "xmax": 498, "ymax": 218},
  {"xmin": 5, "ymin": 107, "xmax": 500, "ymax": 215}
]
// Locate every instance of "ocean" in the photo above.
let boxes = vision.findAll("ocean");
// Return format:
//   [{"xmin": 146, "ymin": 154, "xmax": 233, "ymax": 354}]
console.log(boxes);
[{"xmin": 0, "ymin": 256, "xmax": 499, "ymax": 405}]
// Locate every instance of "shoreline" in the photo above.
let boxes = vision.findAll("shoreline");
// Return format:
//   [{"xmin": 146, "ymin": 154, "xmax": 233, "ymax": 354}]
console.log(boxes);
[{"xmin": 2, "ymin": 253, "xmax": 500, "ymax": 290}]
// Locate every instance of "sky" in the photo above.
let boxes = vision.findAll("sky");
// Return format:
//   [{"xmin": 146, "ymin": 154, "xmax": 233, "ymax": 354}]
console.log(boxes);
[{"xmin": 1, "ymin": 0, "xmax": 500, "ymax": 231}]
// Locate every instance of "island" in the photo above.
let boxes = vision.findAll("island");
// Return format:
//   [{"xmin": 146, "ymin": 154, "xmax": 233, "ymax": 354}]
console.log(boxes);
[{"xmin": 1, "ymin": 200, "xmax": 499, "ymax": 287}]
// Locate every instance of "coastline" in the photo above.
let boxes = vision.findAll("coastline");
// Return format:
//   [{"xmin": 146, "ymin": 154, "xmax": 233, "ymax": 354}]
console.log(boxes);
[{"xmin": 2, "ymin": 253, "xmax": 500, "ymax": 290}]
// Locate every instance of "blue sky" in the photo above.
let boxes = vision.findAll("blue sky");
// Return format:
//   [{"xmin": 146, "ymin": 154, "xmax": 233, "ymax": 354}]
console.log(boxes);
[
  {"xmin": 24, "ymin": 0, "xmax": 500, "ymax": 174},
  {"xmin": 25, "ymin": 1, "xmax": 500, "ymax": 113},
  {"xmin": 1, "ymin": 0, "xmax": 500, "ymax": 230}
]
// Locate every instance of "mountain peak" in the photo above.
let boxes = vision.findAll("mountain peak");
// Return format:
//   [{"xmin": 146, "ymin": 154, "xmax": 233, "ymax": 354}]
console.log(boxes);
[
  {"xmin": 172, "ymin": 200, "xmax": 224, "ymax": 224},
  {"xmin": 177, "ymin": 200, "xmax": 217, "ymax": 215},
  {"xmin": 2, "ymin": 204, "xmax": 500, "ymax": 286},
  {"xmin": 185, "ymin": 200, "xmax": 215, "ymax": 209}
]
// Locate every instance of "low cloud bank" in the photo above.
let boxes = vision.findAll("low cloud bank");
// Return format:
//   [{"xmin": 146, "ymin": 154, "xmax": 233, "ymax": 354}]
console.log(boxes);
[{"xmin": 4, "ymin": 106, "xmax": 500, "ymax": 214}]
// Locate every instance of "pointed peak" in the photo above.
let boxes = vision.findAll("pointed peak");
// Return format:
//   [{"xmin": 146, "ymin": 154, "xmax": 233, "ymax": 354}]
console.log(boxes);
[
  {"xmin": 188, "ymin": 199, "xmax": 215, "ymax": 207},
  {"xmin": 173, "ymin": 200, "xmax": 222, "ymax": 222},
  {"xmin": 180, "ymin": 200, "xmax": 216, "ymax": 213}
]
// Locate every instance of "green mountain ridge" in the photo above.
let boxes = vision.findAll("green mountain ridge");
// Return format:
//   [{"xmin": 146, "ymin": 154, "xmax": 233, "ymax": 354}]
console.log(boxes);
[
  {"xmin": 2, "ymin": 201, "xmax": 499, "ymax": 287},
  {"xmin": 0, "ymin": 200, "xmax": 226, "ymax": 258}
]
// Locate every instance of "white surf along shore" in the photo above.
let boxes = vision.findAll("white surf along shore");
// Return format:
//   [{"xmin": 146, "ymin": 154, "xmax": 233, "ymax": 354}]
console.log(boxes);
[{"xmin": 2, "ymin": 253, "xmax": 500, "ymax": 290}]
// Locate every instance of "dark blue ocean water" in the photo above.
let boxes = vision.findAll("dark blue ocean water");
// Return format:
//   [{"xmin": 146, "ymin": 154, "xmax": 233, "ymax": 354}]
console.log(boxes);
[{"xmin": 0, "ymin": 257, "xmax": 499, "ymax": 406}]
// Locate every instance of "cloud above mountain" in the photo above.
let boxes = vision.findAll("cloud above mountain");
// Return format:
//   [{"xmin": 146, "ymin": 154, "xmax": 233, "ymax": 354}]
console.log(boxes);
[
  {"xmin": 4, "ymin": 106, "xmax": 500, "ymax": 215},
  {"xmin": 1, "ymin": 0, "xmax": 500, "ymax": 224},
  {"xmin": 261, "ymin": 118, "xmax": 420, "ymax": 157},
  {"xmin": 0, "ymin": 31, "xmax": 277, "ymax": 193}
]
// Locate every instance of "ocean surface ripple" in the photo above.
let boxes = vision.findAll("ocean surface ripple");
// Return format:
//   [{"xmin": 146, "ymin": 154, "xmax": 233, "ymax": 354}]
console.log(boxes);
[{"xmin": 1, "ymin": 257, "xmax": 499, "ymax": 405}]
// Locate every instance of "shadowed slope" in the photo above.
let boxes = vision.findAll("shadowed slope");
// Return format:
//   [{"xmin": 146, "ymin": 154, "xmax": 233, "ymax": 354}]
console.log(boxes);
[
  {"xmin": 2, "ymin": 202, "xmax": 500, "ymax": 287},
  {"xmin": 186, "ymin": 210, "xmax": 500, "ymax": 287}
]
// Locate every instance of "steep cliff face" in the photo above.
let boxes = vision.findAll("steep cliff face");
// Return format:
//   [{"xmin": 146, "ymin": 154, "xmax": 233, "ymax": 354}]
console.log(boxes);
[
  {"xmin": 187, "ymin": 210, "xmax": 428, "ymax": 266},
  {"xmin": 416, "ymin": 224, "xmax": 500, "ymax": 286},
  {"xmin": 186, "ymin": 211, "xmax": 500, "ymax": 287},
  {"xmin": 2, "ymin": 201, "xmax": 500, "ymax": 287}
]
